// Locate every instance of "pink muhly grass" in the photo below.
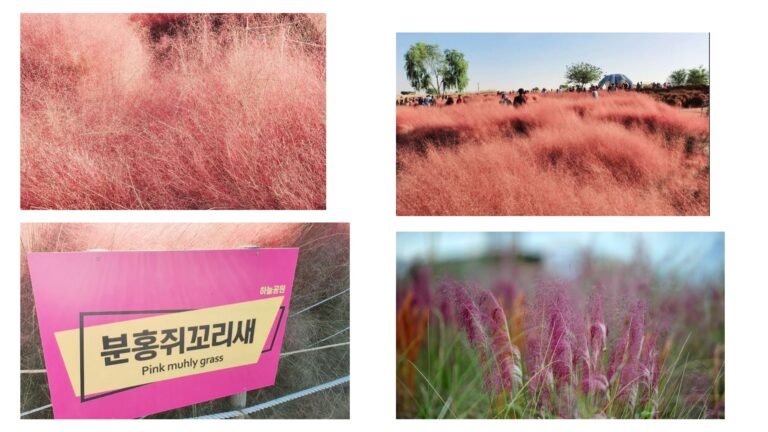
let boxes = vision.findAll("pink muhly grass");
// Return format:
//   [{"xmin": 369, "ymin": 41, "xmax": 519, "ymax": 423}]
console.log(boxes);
[
  {"xmin": 577, "ymin": 335, "xmax": 608, "ymax": 395},
  {"xmin": 549, "ymin": 307, "xmax": 574, "ymax": 385},
  {"xmin": 633, "ymin": 331, "xmax": 662, "ymax": 416},
  {"xmin": 443, "ymin": 280, "xmax": 487, "ymax": 350},
  {"xmin": 621, "ymin": 301, "xmax": 646, "ymax": 387},
  {"xmin": 525, "ymin": 336, "xmax": 554, "ymax": 405},
  {"xmin": 21, "ymin": 14, "xmax": 326, "ymax": 210},
  {"xmin": 580, "ymin": 369, "xmax": 609, "ymax": 395},
  {"xmin": 588, "ymin": 285, "xmax": 607, "ymax": 364},
  {"xmin": 396, "ymin": 92, "xmax": 710, "ymax": 216},
  {"xmin": 476, "ymin": 289, "xmax": 523, "ymax": 395},
  {"xmin": 445, "ymin": 281, "xmax": 492, "ymax": 397},
  {"xmin": 525, "ymin": 280, "xmax": 578, "ymax": 412},
  {"xmin": 580, "ymin": 285, "xmax": 608, "ymax": 394},
  {"xmin": 608, "ymin": 301, "xmax": 648, "ymax": 403},
  {"xmin": 443, "ymin": 281, "xmax": 522, "ymax": 398},
  {"xmin": 637, "ymin": 335, "xmax": 660, "ymax": 417},
  {"xmin": 541, "ymin": 282, "xmax": 575, "ymax": 387},
  {"xmin": 607, "ymin": 334, "xmax": 626, "ymax": 382},
  {"xmin": 640, "ymin": 333, "xmax": 660, "ymax": 392}
]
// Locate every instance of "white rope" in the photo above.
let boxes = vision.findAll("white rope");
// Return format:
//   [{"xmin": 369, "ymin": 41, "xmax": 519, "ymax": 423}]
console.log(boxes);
[
  {"xmin": 20, "ymin": 342, "xmax": 349, "ymax": 377},
  {"xmin": 20, "ymin": 369, "xmax": 46, "ymax": 374},
  {"xmin": 290, "ymin": 288, "xmax": 349, "ymax": 317},
  {"xmin": 280, "ymin": 341, "xmax": 349, "ymax": 357},
  {"xmin": 20, "ymin": 403, "xmax": 52, "ymax": 417},
  {"xmin": 191, "ymin": 375, "xmax": 350, "ymax": 419},
  {"xmin": 309, "ymin": 326, "xmax": 350, "ymax": 346}
]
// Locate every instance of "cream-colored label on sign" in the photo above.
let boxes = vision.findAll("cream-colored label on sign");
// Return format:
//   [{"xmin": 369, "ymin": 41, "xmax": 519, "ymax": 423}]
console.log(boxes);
[{"xmin": 54, "ymin": 297, "xmax": 284, "ymax": 397}]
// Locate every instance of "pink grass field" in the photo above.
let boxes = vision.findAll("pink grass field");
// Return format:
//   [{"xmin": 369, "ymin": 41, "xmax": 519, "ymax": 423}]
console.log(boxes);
[
  {"xmin": 396, "ymin": 92, "xmax": 709, "ymax": 216},
  {"xmin": 21, "ymin": 14, "xmax": 326, "ymax": 210}
]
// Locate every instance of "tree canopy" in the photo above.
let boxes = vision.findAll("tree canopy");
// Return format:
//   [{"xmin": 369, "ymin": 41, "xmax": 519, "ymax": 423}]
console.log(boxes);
[
  {"xmin": 668, "ymin": 66, "xmax": 709, "ymax": 87},
  {"xmin": 565, "ymin": 62, "xmax": 603, "ymax": 88},
  {"xmin": 404, "ymin": 43, "xmax": 469, "ymax": 95},
  {"xmin": 668, "ymin": 69, "xmax": 688, "ymax": 87},
  {"xmin": 686, "ymin": 65, "xmax": 709, "ymax": 86},
  {"xmin": 441, "ymin": 49, "xmax": 469, "ymax": 93}
]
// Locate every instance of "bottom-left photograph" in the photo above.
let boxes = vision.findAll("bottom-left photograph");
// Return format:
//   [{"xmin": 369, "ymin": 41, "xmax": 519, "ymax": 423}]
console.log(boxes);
[{"xmin": 20, "ymin": 223, "xmax": 350, "ymax": 419}]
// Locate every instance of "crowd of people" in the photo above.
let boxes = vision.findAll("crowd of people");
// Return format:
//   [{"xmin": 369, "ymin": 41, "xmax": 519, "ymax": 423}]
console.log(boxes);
[
  {"xmin": 396, "ymin": 80, "xmax": 677, "ymax": 108},
  {"xmin": 641, "ymin": 81, "xmax": 672, "ymax": 89},
  {"xmin": 397, "ymin": 94, "xmax": 468, "ymax": 107}
]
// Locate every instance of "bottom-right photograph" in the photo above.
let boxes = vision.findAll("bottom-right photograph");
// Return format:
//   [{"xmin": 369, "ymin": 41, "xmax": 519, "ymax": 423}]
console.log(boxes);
[{"xmin": 396, "ymin": 232, "xmax": 724, "ymax": 419}]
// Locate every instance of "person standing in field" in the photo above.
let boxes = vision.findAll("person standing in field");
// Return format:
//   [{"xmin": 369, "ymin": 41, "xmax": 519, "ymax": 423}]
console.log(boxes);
[
  {"xmin": 592, "ymin": 89, "xmax": 599, "ymax": 99},
  {"xmin": 446, "ymin": 95, "xmax": 454, "ymax": 106},
  {"xmin": 513, "ymin": 88, "xmax": 527, "ymax": 107}
]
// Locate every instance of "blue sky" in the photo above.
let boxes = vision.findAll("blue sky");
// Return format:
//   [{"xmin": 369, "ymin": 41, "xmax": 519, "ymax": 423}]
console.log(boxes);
[
  {"xmin": 396, "ymin": 33, "xmax": 709, "ymax": 93},
  {"xmin": 396, "ymin": 232, "xmax": 724, "ymax": 285}
]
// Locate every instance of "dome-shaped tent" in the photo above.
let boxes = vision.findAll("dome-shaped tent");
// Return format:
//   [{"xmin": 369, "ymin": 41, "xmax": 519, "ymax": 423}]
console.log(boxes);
[{"xmin": 598, "ymin": 74, "xmax": 633, "ymax": 88}]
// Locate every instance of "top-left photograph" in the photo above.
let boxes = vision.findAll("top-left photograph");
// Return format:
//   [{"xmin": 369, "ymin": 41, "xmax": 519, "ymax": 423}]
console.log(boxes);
[{"xmin": 21, "ymin": 13, "xmax": 326, "ymax": 210}]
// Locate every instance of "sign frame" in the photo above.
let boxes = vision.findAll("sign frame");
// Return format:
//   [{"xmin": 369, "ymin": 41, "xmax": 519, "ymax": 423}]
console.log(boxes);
[{"xmin": 27, "ymin": 248, "xmax": 299, "ymax": 419}]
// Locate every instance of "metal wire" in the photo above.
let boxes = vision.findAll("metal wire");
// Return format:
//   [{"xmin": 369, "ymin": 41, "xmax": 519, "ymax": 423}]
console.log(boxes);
[
  {"xmin": 20, "ymin": 341, "xmax": 349, "ymax": 377},
  {"xmin": 20, "ymin": 403, "xmax": 52, "ymax": 417},
  {"xmin": 280, "ymin": 341, "xmax": 349, "ymax": 357},
  {"xmin": 309, "ymin": 326, "xmax": 350, "ymax": 346},
  {"xmin": 290, "ymin": 288, "xmax": 349, "ymax": 317},
  {"xmin": 191, "ymin": 375, "xmax": 350, "ymax": 419}
]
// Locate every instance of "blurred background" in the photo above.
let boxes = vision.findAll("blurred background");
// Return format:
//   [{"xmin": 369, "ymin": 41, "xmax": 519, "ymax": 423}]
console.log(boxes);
[{"xmin": 398, "ymin": 232, "xmax": 723, "ymax": 287}]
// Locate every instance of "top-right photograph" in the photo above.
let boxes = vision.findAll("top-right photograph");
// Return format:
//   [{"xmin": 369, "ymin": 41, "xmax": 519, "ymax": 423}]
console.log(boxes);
[{"xmin": 396, "ymin": 33, "xmax": 710, "ymax": 216}]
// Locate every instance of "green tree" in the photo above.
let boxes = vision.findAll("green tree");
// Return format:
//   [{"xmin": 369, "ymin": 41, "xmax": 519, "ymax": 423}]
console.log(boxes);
[
  {"xmin": 404, "ymin": 42, "xmax": 444, "ymax": 94},
  {"xmin": 565, "ymin": 62, "xmax": 603, "ymax": 88},
  {"xmin": 404, "ymin": 43, "xmax": 470, "ymax": 95},
  {"xmin": 686, "ymin": 65, "xmax": 709, "ymax": 86},
  {"xmin": 668, "ymin": 69, "xmax": 688, "ymax": 87},
  {"xmin": 441, "ymin": 49, "xmax": 469, "ymax": 93}
]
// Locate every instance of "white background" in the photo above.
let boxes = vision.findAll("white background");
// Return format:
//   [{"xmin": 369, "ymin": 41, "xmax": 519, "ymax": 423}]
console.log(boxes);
[{"xmin": 3, "ymin": 0, "xmax": 766, "ymax": 430}]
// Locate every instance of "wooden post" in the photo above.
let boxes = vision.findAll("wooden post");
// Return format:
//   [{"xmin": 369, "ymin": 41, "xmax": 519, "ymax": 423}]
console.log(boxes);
[
  {"xmin": 228, "ymin": 392, "xmax": 247, "ymax": 411},
  {"xmin": 228, "ymin": 245, "xmax": 260, "ymax": 415}
]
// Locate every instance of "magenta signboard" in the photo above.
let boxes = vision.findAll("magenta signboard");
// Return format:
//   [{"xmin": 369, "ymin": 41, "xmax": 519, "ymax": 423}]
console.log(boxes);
[{"xmin": 27, "ymin": 248, "xmax": 299, "ymax": 418}]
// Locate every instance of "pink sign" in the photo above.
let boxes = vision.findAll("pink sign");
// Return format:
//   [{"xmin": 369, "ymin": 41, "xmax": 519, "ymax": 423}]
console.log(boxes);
[{"xmin": 27, "ymin": 248, "xmax": 299, "ymax": 419}]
